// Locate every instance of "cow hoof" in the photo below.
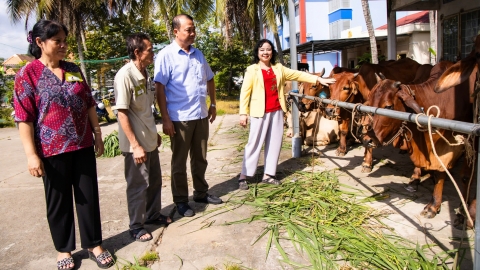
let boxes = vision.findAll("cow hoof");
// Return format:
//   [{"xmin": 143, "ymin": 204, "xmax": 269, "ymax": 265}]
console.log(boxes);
[
  {"xmin": 361, "ymin": 164, "xmax": 372, "ymax": 173},
  {"xmin": 453, "ymin": 214, "xmax": 468, "ymax": 230},
  {"xmin": 420, "ymin": 209, "xmax": 437, "ymax": 218},
  {"xmin": 335, "ymin": 148, "xmax": 346, "ymax": 156},
  {"xmin": 404, "ymin": 184, "xmax": 418, "ymax": 193},
  {"xmin": 420, "ymin": 206, "xmax": 440, "ymax": 218},
  {"xmin": 404, "ymin": 179, "xmax": 420, "ymax": 192}
]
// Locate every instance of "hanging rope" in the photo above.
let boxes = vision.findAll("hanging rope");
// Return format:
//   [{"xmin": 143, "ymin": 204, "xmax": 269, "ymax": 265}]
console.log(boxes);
[
  {"xmin": 417, "ymin": 105, "xmax": 475, "ymax": 231},
  {"xmin": 350, "ymin": 103, "xmax": 369, "ymax": 143}
]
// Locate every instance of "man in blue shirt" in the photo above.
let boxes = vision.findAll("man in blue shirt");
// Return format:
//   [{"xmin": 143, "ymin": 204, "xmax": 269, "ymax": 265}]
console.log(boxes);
[{"xmin": 154, "ymin": 14, "xmax": 223, "ymax": 217}]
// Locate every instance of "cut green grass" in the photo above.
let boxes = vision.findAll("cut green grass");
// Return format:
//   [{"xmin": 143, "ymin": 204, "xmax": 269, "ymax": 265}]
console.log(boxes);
[{"xmin": 200, "ymin": 171, "xmax": 456, "ymax": 269}]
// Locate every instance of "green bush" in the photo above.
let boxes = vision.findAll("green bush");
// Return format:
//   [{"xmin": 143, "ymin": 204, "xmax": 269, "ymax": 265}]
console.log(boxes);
[{"xmin": 0, "ymin": 108, "xmax": 15, "ymax": 128}]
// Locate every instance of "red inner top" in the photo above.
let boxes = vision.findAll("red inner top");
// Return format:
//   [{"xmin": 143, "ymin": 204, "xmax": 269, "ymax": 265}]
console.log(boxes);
[{"xmin": 262, "ymin": 68, "xmax": 281, "ymax": 113}]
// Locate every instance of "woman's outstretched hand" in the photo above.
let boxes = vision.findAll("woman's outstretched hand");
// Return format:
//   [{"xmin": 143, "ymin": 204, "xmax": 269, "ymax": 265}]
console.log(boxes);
[{"xmin": 317, "ymin": 77, "xmax": 336, "ymax": 86}]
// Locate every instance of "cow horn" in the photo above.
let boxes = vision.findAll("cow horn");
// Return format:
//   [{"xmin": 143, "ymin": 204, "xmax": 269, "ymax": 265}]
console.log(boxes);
[
  {"xmin": 374, "ymin": 73, "xmax": 383, "ymax": 83},
  {"xmin": 319, "ymin": 68, "xmax": 325, "ymax": 77},
  {"xmin": 378, "ymin": 72, "xmax": 386, "ymax": 80},
  {"xmin": 393, "ymin": 81, "xmax": 401, "ymax": 89},
  {"xmin": 353, "ymin": 72, "xmax": 359, "ymax": 78}
]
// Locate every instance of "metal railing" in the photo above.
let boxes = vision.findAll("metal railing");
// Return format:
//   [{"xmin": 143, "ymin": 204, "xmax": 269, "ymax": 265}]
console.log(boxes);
[{"xmin": 288, "ymin": 91, "xmax": 480, "ymax": 268}]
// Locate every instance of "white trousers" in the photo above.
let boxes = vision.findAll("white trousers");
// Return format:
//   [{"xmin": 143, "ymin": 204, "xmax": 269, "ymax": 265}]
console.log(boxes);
[{"xmin": 241, "ymin": 110, "xmax": 284, "ymax": 177}]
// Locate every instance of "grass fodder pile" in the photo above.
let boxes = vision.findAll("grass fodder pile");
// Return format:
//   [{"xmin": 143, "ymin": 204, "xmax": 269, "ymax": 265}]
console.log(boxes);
[
  {"xmin": 225, "ymin": 171, "xmax": 454, "ymax": 269},
  {"xmin": 102, "ymin": 130, "xmax": 121, "ymax": 157}
]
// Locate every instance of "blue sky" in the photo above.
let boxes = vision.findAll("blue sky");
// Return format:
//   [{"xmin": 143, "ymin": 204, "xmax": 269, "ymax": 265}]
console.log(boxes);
[{"xmin": 0, "ymin": 1, "xmax": 34, "ymax": 60}]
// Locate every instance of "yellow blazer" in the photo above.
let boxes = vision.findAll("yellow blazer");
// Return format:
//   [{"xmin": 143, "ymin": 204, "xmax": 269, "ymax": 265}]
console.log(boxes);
[{"xmin": 239, "ymin": 63, "xmax": 319, "ymax": 117}]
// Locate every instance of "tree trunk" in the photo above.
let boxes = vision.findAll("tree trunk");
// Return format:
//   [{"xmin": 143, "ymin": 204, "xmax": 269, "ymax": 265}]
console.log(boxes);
[
  {"xmin": 75, "ymin": 13, "xmax": 88, "ymax": 84},
  {"xmin": 361, "ymin": 0, "xmax": 378, "ymax": 64},
  {"xmin": 253, "ymin": 0, "xmax": 260, "ymax": 40},
  {"xmin": 429, "ymin": 10, "xmax": 437, "ymax": 65},
  {"xmin": 227, "ymin": 62, "xmax": 233, "ymax": 94},
  {"xmin": 274, "ymin": 32, "xmax": 284, "ymax": 65},
  {"xmin": 164, "ymin": 14, "xmax": 173, "ymax": 41},
  {"xmin": 258, "ymin": 0, "xmax": 263, "ymax": 39},
  {"xmin": 80, "ymin": 24, "xmax": 87, "ymax": 53}
]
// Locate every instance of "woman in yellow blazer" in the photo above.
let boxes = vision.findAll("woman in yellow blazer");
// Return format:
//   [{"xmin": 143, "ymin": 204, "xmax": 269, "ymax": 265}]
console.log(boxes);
[{"xmin": 237, "ymin": 39, "xmax": 335, "ymax": 190}]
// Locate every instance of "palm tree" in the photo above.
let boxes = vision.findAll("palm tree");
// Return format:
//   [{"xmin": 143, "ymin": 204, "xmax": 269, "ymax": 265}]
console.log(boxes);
[
  {"xmin": 263, "ymin": 0, "xmax": 288, "ymax": 64},
  {"xmin": 155, "ymin": 0, "xmax": 215, "ymax": 41},
  {"xmin": 361, "ymin": 0, "xmax": 378, "ymax": 64},
  {"xmin": 429, "ymin": 10, "xmax": 437, "ymax": 65},
  {"xmin": 6, "ymin": 0, "xmax": 113, "ymax": 78}
]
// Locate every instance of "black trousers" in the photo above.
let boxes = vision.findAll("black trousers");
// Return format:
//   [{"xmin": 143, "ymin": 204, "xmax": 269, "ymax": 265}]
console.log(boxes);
[{"xmin": 42, "ymin": 146, "xmax": 102, "ymax": 252}]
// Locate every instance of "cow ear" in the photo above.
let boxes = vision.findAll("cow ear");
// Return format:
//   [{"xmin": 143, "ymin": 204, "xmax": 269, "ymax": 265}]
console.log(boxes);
[
  {"xmin": 435, "ymin": 58, "xmax": 477, "ymax": 93},
  {"xmin": 318, "ymin": 68, "xmax": 325, "ymax": 77},
  {"xmin": 397, "ymin": 88, "xmax": 423, "ymax": 113},
  {"xmin": 351, "ymin": 81, "xmax": 358, "ymax": 95}
]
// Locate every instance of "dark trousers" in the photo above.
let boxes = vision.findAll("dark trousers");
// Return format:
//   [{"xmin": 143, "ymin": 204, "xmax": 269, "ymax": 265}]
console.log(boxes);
[
  {"xmin": 171, "ymin": 117, "xmax": 209, "ymax": 203},
  {"xmin": 123, "ymin": 149, "xmax": 163, "ymax": 230},
  {"xmin": 42, "ymin": 146, "xmax": 102, "ymax": 252}
]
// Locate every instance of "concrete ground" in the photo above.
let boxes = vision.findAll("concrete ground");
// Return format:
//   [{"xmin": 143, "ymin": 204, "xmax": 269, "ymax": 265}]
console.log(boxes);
[{"xmin": 0, "ymin": 114, "xmax": 475, "ymax": 269}]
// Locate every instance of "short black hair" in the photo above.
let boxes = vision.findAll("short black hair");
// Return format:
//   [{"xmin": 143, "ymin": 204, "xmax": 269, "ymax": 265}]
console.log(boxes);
[
  {"xmin": 126, "ymin": 33, "xmax": 151, "ymax": 60},
  {"xmin": 172, "ymin": 14, "xmax": 194, "ymax": 30},
  {"xmin": 28, "ymin": 19, "xmax": 69, "ymax": 59},
  {"xmin": 253, "ymin": 39, "xmax": 277, "ymax": 65}
]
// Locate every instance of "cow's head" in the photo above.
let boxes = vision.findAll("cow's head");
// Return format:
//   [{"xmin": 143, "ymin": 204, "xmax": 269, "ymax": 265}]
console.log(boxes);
[
  {"xmin": 435, "ymin": 34, "xmax": 480, "ymax": 93},
  {"xmin": 362, "ymin": 78, "xmax": 420, "ymax": 148},
  {"xmin": 300, "ymin": 69, "xmax": 326, "ymax": 111},
  {"xmin": 324, "ymin": 72, "xmax": 359, "ymax": 119}
]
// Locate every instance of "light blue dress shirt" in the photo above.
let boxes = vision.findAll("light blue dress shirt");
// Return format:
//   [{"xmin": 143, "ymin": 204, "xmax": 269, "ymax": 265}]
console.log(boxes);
[{"xmin": 154, "ymin": 41, "xmax": 214, "ymax": 121}]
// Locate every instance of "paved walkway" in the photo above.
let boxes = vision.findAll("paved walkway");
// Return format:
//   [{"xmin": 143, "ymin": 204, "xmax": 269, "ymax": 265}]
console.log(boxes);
[{"xmin": 0, "ymin": 114, "xmax": 474, "ymax": 269}]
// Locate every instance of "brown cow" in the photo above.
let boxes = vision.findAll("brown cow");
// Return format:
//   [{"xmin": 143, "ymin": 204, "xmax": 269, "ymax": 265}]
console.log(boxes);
[
  {"xmin": 299, "ymin": 69, "xmax": 325, "ymax": 111},
  {"xmin": 435, "ymin": 34, "xmax": 480, "ymax": 94},
  {"xmin": 362, "ymin": 61, "xmax": 472, "ymax": 219},
  {"xmin": 301, "ymin": 67, "xmax": 358, "ymax": 111},
  {"xmin": 410, "ymin": 64, "xmax": 433, "ymax": 84},
  {"xmin": 325, "ymin": 58, "xmax": 422, "ymax": 173},
  {"xmin": 285, "ymin": 110, "xmax": 339, "ymax": 146},
  {"xmin": 433, "ymin": 34, "xmax": 480, "ymax": 228}
]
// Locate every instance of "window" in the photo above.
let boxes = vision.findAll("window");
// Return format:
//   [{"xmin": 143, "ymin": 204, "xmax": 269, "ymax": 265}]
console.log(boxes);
[
  {"xmin": 296, "ymin": 33, "xmax": 300, "ymax": 45},
  {"xmin": 461, "ymin": 9, "xmax": 480, "ymax": 59},
  {"xmin": 442, "ymin": 15, "xmax": 458, "ymax": 62},
  {"xmin": 295, "ymin": 4, "xmax": 299, "ymax": 17}
]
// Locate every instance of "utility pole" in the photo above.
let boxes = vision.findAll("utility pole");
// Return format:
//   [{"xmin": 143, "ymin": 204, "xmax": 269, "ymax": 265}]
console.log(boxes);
[{"xmin": 288, "ymin": 0, "xmax": 301, "ymax": 158}]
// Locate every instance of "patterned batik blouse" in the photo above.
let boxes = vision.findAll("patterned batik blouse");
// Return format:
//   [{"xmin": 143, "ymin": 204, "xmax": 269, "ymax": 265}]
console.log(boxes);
[{"xmin": 14, "ymin": 59, "xmax": 97, "ymax": 158}]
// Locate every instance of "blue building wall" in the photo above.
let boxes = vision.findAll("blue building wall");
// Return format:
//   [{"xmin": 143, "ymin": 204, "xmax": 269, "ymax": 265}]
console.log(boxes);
[
  {"xmin": 305, "ymin": 0, "xmax": 330, "ymax": 41},
  {"xmin": 329, "ymin": 9, "xmax": 353, "ymax": 23},
  {"xmin": 270, "ymin": 0, "xmax": 388, "ymax": 74},
  {"xmin": 350, "ymin": 0, "xmax": 387, "ymax": 32}
]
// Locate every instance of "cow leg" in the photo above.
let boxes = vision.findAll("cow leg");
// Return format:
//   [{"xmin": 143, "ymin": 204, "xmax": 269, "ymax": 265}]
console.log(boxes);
[
  {"xmin": 420, "ymin": 171, "xmax": 444, "ymax": 218},
  {"xmin": 361, "ymin": 147, "xmax": 373, "ymax": 173},
  {"xmin": 404, "ymin": 167, "xmax": 422, "ymax": 192},
  {"xmin": 335, "ymin": 120, "xmax": 349, "ymax": 156}
]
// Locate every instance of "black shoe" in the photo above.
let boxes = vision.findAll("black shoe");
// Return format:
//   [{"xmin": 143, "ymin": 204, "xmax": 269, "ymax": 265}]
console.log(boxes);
[
  {"xmin": 193, "ymin": 193, "xmax": 223, "ymax": 204},
  {"xmin": 238, "ymin": 180, "xmax": 249, "ymax": 190},
  {"xmin": 176, "ymin": 203, "xmax": 195, "ymax": 217}
]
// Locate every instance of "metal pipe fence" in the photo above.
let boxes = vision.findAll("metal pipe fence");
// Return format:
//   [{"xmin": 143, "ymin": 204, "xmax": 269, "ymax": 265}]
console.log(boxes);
[
  {"xmin": 289, "ymin": 92, "xmax": 480, "ymax": 135},
  {"xmin": 288, "ymin": 91, "xmax": 480, "ymax": 268}
]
